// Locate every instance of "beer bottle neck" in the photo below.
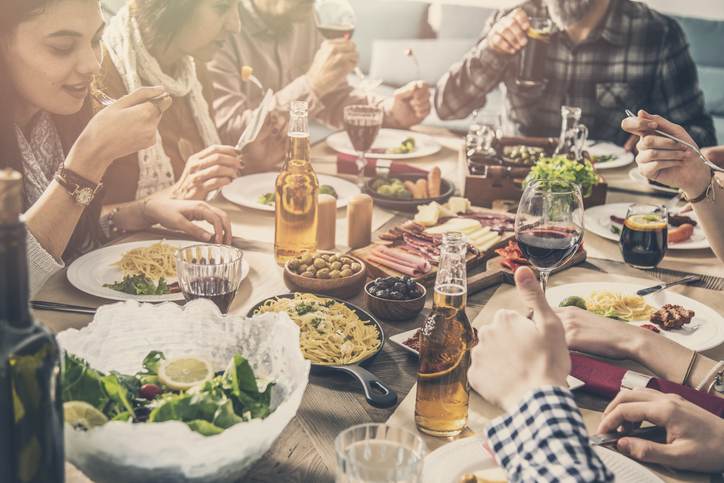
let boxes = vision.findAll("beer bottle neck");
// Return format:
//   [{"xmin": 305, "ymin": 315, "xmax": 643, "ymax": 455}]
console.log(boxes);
[
  {"xmin": 434, "ymin": 233, "xmax": 468, "ymax": 296},
  {"xmin": 0, "ymin": 222, "xmax": 33, "ymax": 329}
]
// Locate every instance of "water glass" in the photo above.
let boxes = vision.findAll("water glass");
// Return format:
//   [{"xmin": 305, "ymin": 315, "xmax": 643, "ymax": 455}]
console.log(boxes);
[
  {"xmin": 176, "ymin": 244, "xmax": 244, "ymax": 314},
  {"xmin": 335, "ymin": 424, "xmax": 426, "ymax": 483}
]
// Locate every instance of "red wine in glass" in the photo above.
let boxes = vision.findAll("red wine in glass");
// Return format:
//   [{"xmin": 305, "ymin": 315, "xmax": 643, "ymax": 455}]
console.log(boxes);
[
  {"xmin": 318, "ymin": 24, "xmax": 355, "ymax": 39},
  {"xmin": 182, "ymin": 276, "xmax": 237, "ymax": 313},
  {"xmin": 517, "ymin": 228, "xmax": 581, "ymax": 269},
  {"xmin": 344, "ymin": 119, "xmax": 381, "ymax": 153}
]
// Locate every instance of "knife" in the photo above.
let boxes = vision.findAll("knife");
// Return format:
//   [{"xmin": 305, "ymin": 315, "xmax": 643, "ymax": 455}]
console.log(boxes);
[
  {"xmin": 636, "ymin": 275, "xmax": 701, "ymax": 297},
  {"xmin": 590, "ymin": 425, "xmax": 667, "ymax": 447}
]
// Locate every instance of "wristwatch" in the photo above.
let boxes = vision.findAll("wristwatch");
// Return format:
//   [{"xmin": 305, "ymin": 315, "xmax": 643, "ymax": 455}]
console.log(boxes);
[{"xmin": 54, "ymin": 166, "xmax": 104, "ymax": 206}]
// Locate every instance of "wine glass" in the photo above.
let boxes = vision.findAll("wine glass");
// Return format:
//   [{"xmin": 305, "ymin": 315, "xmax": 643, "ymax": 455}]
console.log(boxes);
[
  {"xmin": 176, "ymin": 245, "xmax": 244, "ymax": 314},
  {"xmin": 515, "ymin": 180, "xmax": 584, "ymax": 293},
  {"xmin": 314, "ymin": 0, "xmax": 381, "ymax": 93},
  {"xmin": 343, "ymin": 104, "xmax": 384, "ymax": 186}
]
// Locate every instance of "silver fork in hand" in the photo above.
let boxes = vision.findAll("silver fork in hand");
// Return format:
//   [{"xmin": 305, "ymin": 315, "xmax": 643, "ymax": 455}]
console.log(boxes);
[{"xmin": 625, "ymin": 109, "xmax": 724, "ymax": 173}]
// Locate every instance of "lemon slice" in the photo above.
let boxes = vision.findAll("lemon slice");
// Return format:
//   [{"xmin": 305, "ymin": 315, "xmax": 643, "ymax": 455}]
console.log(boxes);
[
  {"xmin": 625, "ymin": 214, "xmax": 666, "ymax": 231},
  {"xmin": 64, "ymin": 401, "xmax": 108, "ymax": 430},
  {"xmin": 158, "ymin": 356, "xmax": 213, "ymax": 391}
]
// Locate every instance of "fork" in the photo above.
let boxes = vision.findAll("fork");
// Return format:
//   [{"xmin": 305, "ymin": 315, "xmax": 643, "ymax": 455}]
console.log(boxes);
[
  {"xmin": 92, "ymin": 90, "xmax": 171, "ymax": 107},
  {"xmin": 625, "ymin": 109, "xmax": 724, "ymax": 173}
]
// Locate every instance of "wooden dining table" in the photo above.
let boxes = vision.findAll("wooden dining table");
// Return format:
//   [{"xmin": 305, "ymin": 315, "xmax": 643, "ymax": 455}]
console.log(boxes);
[{"xmin": 44, "ymin": 127, "xmax": 724, "ymax": 483}]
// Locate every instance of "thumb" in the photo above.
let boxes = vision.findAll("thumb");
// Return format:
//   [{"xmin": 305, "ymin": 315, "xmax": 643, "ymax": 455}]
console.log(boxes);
[
  {"xmin": 617, "ymin": 437, "xmax": 675, "ymax": 466},
  {"xmin": 514, "ymin": 267, "xmax": 557, "ymax": 328},
  {"xmin": 114, "ymin": 86, "xmax": 166, "ymax": 109}
]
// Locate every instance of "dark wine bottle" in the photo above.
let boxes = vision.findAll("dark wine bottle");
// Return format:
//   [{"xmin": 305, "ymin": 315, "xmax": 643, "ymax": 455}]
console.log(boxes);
[{"xmin": 0, "ymin": 169, "xmax": 64, "ymax": 483}]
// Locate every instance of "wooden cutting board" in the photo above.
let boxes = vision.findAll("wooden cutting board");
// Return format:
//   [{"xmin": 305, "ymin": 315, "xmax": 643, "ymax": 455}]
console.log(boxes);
[
  {"xmin": 467, "ymin": 249, "xmax": 588, "ymax": 295},
  {"xmin": 351, "ymin": 233, "xmax": 514, "ymax": 286}
]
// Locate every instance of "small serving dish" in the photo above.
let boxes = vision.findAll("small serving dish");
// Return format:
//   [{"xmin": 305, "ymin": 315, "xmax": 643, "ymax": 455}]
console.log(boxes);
[
  {"xmin": 284, "ymin": 253, "xmax": 367, "ymax": 299},
  {"xmin": 364, "ymin": 280, "xmax": 427, "ymax": 321}
]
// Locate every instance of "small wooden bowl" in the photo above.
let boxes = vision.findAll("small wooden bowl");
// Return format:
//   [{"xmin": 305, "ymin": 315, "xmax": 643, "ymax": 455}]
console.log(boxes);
[
  {"xmin": 283, "ymin": 255, "xmax": 367, "ymax": 299},
  {"xmin": 364, "ymin": 281, "xmax": 427, "ymax": 322}
]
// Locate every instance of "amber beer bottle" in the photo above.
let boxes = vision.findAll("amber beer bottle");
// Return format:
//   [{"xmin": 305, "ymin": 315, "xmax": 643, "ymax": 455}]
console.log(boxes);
[
  {"xmin": 415, "ymin": 232, "xmax": 475, "ymax": 437},
  {"xmin": 274, "ymin": 101, "xmax": 319, "ymax": 264},
  {"xmin": 0, "ymin": 169, "xmax": 64, "ymax": 482}
]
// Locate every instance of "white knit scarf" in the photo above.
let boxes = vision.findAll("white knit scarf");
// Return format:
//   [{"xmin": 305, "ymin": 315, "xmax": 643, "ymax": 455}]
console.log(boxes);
[{"xmin": 103, "ymin": 5, "xmax": 221, "ymax": 200}]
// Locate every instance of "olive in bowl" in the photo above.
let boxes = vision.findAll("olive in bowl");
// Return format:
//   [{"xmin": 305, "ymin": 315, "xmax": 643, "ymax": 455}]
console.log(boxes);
[
  {"xmin": 284, "ymin": 253, "xmax": 367, "ymax": 299},
  {"xmin": 365, "ymin": 277, "xmax": 426, "ymax": 321}
]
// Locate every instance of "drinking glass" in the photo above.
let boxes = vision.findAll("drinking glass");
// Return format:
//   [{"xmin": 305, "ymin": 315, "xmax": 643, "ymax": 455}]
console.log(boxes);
[
  {"xmin": 517, "ymin": 16, "xmax": 554, "ymax": 87},
  {"xmin": 176, "ymin": 244, "xmax": 244, "ymax": 314},
  {"xmin": 335, "ymin": 424, "xmax": 426, "ymax": 483},
  {"xmin": 343, "ymin": 104, "xmax": 384, "ymax": 186},
  {"xmin": 515, "ymin": 180, "xmax": 584, "ymax": 293},
  {"xmin": 314, "ymin": 0, "xmax": 356, "ymax": 39},
  {"xmin": 619, "ymin": 204, "xmax": 668, "ymax": 269}
]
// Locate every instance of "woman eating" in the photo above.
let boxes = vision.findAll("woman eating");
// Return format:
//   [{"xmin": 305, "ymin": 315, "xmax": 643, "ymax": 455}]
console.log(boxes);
[
  {"xmin": 0, "ymin": 0, "xmax": 232, "ymax": 295},
  {"xmin": 98, "ymin": 0, "xmax": 245, "ymax": 204}
]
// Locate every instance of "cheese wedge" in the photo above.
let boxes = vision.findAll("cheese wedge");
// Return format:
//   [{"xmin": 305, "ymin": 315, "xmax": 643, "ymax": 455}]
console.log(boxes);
[{"xmin": 425, "ymin": 218, "xmax": 479, "ymax": 235}]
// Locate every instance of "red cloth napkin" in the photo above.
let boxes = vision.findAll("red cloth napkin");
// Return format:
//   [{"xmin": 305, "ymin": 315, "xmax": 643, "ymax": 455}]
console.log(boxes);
[
  {"xmin": 336, "ymin": 153, "xmax": 428, "ymax": 177},
  {"xmin": 570, "ymin": 352, "xmax": 724, "ymax": 417}
]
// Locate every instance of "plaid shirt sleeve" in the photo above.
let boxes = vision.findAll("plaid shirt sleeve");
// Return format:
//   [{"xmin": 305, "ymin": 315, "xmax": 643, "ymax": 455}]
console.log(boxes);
[
  {"xmin": 651, "ymin": 18, "xmax": 717, "ymax": 147},
  {"xmin": 486, "ymin": 386, "xmax": 614, "ymax": 483},
  {"xmin": 434, "ymin": 11, "xmax": 514, "ymax": 120}
]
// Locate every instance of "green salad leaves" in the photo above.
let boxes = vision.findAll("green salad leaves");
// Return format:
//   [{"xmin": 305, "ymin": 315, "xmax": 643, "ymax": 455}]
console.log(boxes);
[
  {"xmin": 103, "ymin": 274, "xmax": 170, "ymax": 296},
  {"xmin": 62, "ymin": 351, "xmax": 274, "ymax": 436},
  {"xmin": 525, "ymin": 155, "xmax": 599, "ymax": 197}
]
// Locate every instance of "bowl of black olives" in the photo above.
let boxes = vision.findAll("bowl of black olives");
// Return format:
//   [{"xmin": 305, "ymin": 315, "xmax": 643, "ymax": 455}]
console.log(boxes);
[{"xmin": 365, "ymin": 277, "xmax": 427, "ymax": 321}]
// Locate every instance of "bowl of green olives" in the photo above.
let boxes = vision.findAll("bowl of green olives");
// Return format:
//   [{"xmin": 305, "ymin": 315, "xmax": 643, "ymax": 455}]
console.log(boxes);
[{"xmin": 283, "ymin": 252, "xmax": 367, "ymax": 299}]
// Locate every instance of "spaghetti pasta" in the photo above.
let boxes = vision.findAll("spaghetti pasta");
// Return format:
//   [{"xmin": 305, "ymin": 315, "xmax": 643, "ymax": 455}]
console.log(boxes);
[
  {"xmin": 114, "ymin": 241, "xmax": 178, "ymax": 280},
  {"xmin": 254, "ymin": 294, "xmax": 381, "ymax": 365},
  {"xmin": 585, "ymin": 291, "xmax": 654, "ymax": 321}
]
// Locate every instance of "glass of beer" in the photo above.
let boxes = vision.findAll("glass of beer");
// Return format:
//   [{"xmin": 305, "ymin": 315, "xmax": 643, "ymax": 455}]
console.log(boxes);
[
  {"xmin": 619, "ymin": 204, "xmax": 668, "ymax": 269},
  {"xmin": 517, "ymin": 17, "xmax": 554, "ymax": 87}
]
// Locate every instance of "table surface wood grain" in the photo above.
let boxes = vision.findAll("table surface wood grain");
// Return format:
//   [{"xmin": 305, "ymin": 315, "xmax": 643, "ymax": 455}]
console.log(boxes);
[{"xmin": 48, "ymin": 131, "xmax": 723, "ymax": 483}]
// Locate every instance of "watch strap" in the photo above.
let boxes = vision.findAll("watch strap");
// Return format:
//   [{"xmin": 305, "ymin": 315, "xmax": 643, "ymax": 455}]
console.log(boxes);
[{"xmin": 54, "ymin": 166, "xmax": 103, "ymax": 206}]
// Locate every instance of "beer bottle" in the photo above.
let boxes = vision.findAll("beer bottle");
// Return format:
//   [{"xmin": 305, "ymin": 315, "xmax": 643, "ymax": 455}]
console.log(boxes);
[
  {"xmin": 274, "ymin": 101, "xmax": 319, "ymax": 264},
  {"xmin": 414, "ymin": 232, "xmax": 475, "ymax": 437}
]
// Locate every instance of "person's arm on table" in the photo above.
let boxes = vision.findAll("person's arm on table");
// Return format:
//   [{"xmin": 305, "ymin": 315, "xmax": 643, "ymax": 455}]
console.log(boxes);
[
  {"xmin": 650, "ymin": 19, "xmax": 716, "ymax": 148},
  {"xmin": 558, "ymin": 307, "xmax": 721, "ymax": 395},
  {"xmin": 598, "ymin": 388, "xmax": 724, "ymax": 472},
  {"xmin": 622, "ymin": 111, "xmax": 724, "ymax": 260},
  {"xmin": 469, "ymin": 268, "xmax": 614, "ymax": 482},
  {"xmin": 435, "ymin": 8, "xmax": 526, "ymax": 121}
]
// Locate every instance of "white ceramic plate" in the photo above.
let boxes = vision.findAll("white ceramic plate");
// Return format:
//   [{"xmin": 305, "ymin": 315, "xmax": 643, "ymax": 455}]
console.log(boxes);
[
  {"xmin": 221, "ymin": 172, "xmax": 360, "ymax": 212},
  {"xmin": 587, "ymin": 141, "xmax": 635, "ymax": 170},
  {"xmin": 326, "ymin": 128, "xmax": 442, "ymax": 160},
  {"xmin": 423, "ymin": 436, "xmax": 662, "ymax": 483},
  {"xmin": 389, "ymin": 328, "xmax": 585, "ymax": 391},
  {"xmin": 584, "ymin": 203, "xmax": 709, "ymax": 250},
  {"xmin": 66, "ymin": 240, "xmax": 250, "ymax": 302},
  {"xmin": 547, "ymin": 282, "xmax": 724, "ymax": 351},
  {"xmin": 628, "ymin": 168, "xmax": 679, "ymax": 194}
]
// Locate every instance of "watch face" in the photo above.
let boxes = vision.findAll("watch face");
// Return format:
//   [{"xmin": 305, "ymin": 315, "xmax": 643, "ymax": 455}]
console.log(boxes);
[{"xmin": 76, "ymin": 188, "xmax": 94, "ymax": 206}]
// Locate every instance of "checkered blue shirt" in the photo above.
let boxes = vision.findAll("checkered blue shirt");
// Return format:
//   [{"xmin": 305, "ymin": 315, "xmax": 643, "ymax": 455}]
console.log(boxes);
[
  {"xmin": 487, "ymin": 386, "xmax": 614, "ymax": 482},
  {"xmin": 436, "ymin": 0, "xmax": 717, "ymax": 148}
]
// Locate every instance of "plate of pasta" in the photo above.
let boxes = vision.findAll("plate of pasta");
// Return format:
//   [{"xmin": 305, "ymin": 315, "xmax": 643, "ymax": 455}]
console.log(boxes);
[
  {"xmin": 248, "ymin": 293, "xmax": 398, "ymax": 408},
  {"xmin": 67, "ymin": 240, "xmax": 249, "ymax": 302},
  {"xmin": 546, "ymin": 282, "xmax": 724, "ymax": 351}
]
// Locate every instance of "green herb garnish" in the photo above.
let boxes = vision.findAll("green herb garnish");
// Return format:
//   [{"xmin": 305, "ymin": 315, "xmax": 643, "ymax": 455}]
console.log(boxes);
[{"xmin": 104, "ymin": 274, "xmax": 170, "ymax": 296}]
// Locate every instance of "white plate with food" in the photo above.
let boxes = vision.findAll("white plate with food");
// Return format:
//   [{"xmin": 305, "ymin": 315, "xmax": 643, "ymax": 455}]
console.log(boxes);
[
  {"xmin": 221, "ymin": 172, "xmax": 359, "ymax": 212},
  {"xmin": 389, "ymin": 328, "xmax": 585, "ymax": 391},
  {"xmin": 423, "ymin": 435, "xmax": 662, "ymax": 483},
  {"xmin": 66, "ymin": 240, "xmax": 250, "ymax": 302},
  {"xmin": 584, "ymin": 203, "xmax": 709, "ymax": 250},
  {"xmin": 547, "ymin": 282, "xmax": 724, "ymax": 351},
  {"xmin": 326, "ymin": 128, "xmax": 442, "ymax": 160},
  {"xmin": 586, "ymin": 141, "xmax": 635, "ymax": 170},
  {"xmin": 628, "ymin": 168, "xmax": 680, "ymax": 194}
]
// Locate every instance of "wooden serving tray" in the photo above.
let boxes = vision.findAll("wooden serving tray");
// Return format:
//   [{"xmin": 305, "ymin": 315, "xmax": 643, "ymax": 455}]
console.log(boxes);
[{"xmin": 467, "ymin": 249, "xmax": 588, "ymax": 295}]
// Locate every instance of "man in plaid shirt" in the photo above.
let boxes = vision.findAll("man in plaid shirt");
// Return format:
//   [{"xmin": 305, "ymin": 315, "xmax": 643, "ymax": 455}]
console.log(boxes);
[{"xmin": 436, "ymin": 0, "xmax": 717, "ymax": 148}]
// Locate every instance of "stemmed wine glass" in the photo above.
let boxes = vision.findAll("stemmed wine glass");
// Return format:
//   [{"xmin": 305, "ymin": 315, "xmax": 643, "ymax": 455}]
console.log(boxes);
[
  {"xmin": 343, "ymin": 104, "xmax": 384, "ymax": 186},
  {"xmin": 515, "ymin": 180, "xmax": 584, "ymax": 293},
  {"xmin": 313, "ymin": 0, "xmax": 382, "ymax": 93}
]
